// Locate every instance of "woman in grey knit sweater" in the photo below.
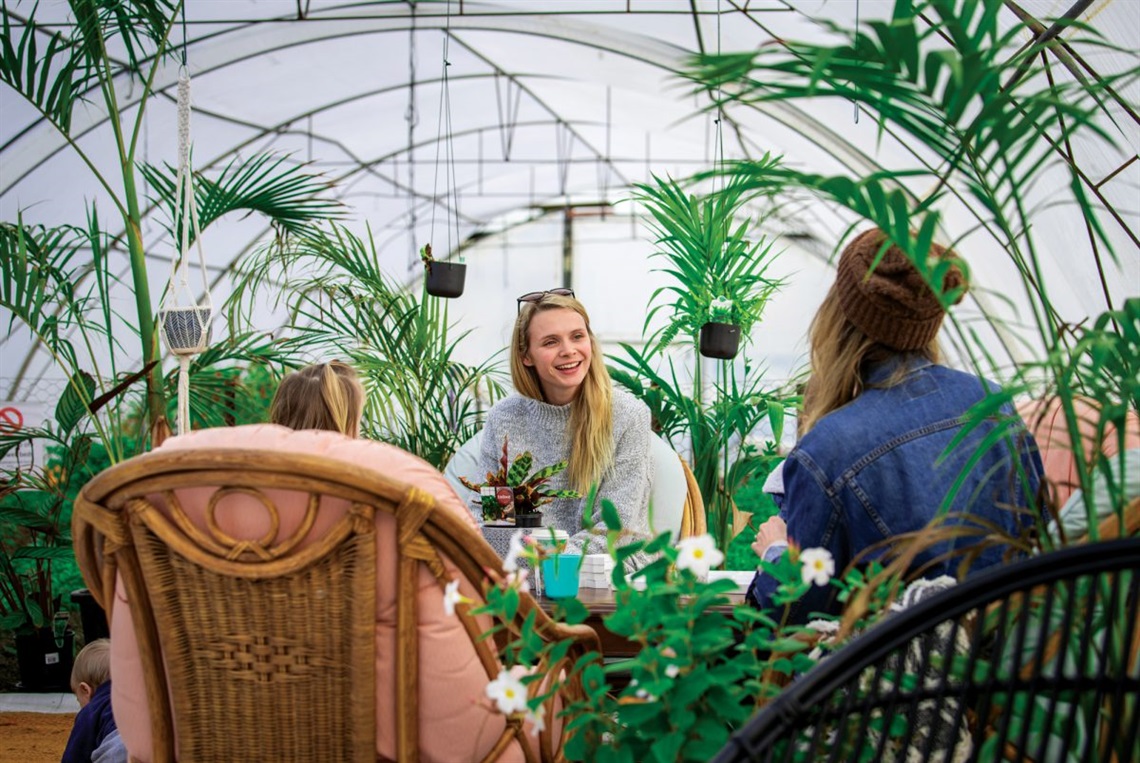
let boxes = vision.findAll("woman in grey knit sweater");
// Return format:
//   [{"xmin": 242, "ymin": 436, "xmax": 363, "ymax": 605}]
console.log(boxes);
[{"xmin": 480, "ymin": 291, "xmax": 653, "ymax": 565}]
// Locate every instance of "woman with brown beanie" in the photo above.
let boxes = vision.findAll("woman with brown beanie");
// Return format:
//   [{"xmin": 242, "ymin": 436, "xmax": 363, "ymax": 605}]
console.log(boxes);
[{"xmin": 746, "ymin": 228, "xmax": 1043, "ymax": 621}]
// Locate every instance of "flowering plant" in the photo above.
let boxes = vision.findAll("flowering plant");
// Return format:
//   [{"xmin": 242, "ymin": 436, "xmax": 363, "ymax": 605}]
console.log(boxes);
[
  {"xmin": 452, "ymin": 499, "xmax": 902, "ymax": 762},
  {"xmin": 459, "ymin": 436, "xmax": 580, "ymax": 522}
]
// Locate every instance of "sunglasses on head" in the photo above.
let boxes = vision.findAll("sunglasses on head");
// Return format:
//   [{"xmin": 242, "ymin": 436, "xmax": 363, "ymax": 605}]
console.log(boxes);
[{"xmin": 516, "ymin": 288, "xmax": 575, "ymax": 314}]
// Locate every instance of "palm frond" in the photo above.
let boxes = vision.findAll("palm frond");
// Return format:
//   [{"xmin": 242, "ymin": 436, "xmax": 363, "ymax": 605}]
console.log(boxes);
[{"xmin": 141, "ymin": 152, "xmax": 345, "ymax": 245}]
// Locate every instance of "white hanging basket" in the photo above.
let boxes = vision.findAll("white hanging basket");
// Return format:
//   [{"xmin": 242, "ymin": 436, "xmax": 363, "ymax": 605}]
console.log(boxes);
[{"xmin": 159, "ymin": 306, "xmax": 213, "ymax": 356}]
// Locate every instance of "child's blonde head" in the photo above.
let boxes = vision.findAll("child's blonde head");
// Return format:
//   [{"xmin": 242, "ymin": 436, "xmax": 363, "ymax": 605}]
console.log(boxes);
[{"xmin": 71, "ymin": 638, "xmax": 111, "ymax": 703}]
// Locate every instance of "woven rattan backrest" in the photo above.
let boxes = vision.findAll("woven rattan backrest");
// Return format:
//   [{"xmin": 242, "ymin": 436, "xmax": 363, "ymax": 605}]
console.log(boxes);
[
  {"xmin": 76, "ymin": 451, "xmax": 380, "ymax": 763},
  {"xmin": 74, "ymin": 446, "xmax": 601, "ymax": 763},
  {"xmin": 712, "ymin": 539, "xmax": 1140, "ymax": 763}
]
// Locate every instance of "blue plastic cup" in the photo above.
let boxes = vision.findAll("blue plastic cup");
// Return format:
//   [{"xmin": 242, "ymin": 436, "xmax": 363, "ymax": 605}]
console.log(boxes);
[{"xmin": 541, "ymin": 554, "xmax": 582, "ymax": 598}]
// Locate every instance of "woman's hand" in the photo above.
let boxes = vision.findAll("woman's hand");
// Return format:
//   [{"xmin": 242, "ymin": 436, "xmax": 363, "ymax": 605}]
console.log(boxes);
[{"xmin": 751, "ymin": 516, "xmax": 788, "ymax": 560}]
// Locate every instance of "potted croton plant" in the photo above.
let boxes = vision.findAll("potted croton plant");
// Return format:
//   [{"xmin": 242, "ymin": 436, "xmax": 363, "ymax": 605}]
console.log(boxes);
[
  {"xmin": 420, "ymin": 243, "xmax": 467, "ymax": 298},
  {"xmin": 699, "ymin": 296, "xmax": 741, "ymax": 359},
  {"xmin": 460, "ymin": 437, "xmax": 579, "ymax": 527}
]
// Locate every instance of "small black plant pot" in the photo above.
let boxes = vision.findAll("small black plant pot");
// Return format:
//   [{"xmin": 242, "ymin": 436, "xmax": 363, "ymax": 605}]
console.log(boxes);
[
  {"xmin": 16, "ymin": 626, "xmax": 75, "ymax": 692},
  {"xmin": 700, "ymin": 321, "xmax": 741, "ymax": 359},
  {"xmin": 514, "ymin": 512, "xmax": 542, "ymax": 528},
  {"xmin": 425, "ymin": 262, "xmax": 467, "ymax": 298},
  {"xmin": 70, "ymin": 588, "xmax": 110, "ymax": 643}
]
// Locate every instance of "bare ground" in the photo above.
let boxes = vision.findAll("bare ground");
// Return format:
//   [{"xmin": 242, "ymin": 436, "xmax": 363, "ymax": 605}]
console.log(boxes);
[{"xmin": 0, "ymin": 712, "xmax": 75, "ymax": 763}]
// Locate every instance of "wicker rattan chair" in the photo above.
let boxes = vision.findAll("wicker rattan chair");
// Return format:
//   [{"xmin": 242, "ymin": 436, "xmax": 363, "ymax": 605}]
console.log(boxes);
[
  {"xmin": 713, "ymin": 538, "xmax": 1140, "ymax": 763},
  {"xmin": 72, "ymin": 441, "xmax": 600, "ymax": 763}
]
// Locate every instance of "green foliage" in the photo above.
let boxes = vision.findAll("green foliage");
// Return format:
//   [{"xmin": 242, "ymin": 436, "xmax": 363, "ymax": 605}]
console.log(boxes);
[
  {"xmin": 0, "ymin": 421, "xmax": 99, "ymax": 633},
  {"xmin": 227, "ymin": 222, "xmax": 507, "ymax": 469},
  {"xmin": 685, "ymin": 0, "xmax": 1140, "ymax": 526},
  {"xmin": 2, "ymin": 0, "xmax": 344, "ymax": 445},
  {"xmin": 458, "ymin": 436, "xmax": 580, "ymax": 519},
  {"xmin": 610, "ymin": 346, "xmax": 795, "ymax": 554},
  {"xmin": 615, "ymin": 172, "xmax": 795, "ymax": 555},
  {"xmin": 140, "ymin": 152, "xmax": 345, "ymax": 243},
  {"xmin": 476, "ymin": 522, "xmax": 870, "ymax": 762},
  {"xmin": 633, "ymin": 172, "xmax": 783, "ymax": 355}
]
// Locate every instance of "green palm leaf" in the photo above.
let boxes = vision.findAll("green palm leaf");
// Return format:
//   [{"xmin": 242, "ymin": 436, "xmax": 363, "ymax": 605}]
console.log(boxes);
[{"xmin": 141, "ymin": 152, "xmax": 345, "ymax": 243}]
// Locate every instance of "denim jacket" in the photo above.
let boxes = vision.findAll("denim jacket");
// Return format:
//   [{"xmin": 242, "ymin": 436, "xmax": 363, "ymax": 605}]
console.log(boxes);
[{"xmin": 747, "ymin": 356, "xmax": 1042, "ymax": 622}]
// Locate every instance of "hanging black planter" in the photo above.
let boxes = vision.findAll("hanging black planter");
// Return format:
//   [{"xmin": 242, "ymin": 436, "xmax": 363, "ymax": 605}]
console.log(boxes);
[
  {"xmin": 425, "ymin": 261, "xmax": 467, "ymax": 298},
  {"xmin": 700, "ymin": 321, "xmax": 741, "ymax": 360},
  {"xmin": 15, "ymin": 625, "xmax": 75, "ymax": 692}
]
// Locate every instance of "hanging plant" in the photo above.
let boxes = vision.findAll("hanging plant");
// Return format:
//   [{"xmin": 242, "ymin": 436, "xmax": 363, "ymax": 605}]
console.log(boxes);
[
  {"xmin": 700, "ymin": 295, "xmax": 741, "ymax": 359},
  {"xmin": 421, "ymin": 243, "xmax": 467, "ymax": 298},
  {"xmin": 157, "ymin": 72, "xmax": 213, "ymax": 436}
]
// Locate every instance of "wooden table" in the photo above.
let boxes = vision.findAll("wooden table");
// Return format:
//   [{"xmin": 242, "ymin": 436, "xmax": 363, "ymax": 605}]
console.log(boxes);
[{"xmin": 534, "ymin": 586, "xmax": 746, "ymax": 659}]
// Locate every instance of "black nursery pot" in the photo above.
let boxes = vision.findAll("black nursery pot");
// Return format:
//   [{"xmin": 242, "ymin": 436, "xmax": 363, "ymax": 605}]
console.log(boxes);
[
  {"xmin": 70, "ymin": 588, "xmax": 110, "ymax": 643},
  {"xmin": 699, "ymin": 321, "xmax": 741, "ymax": 360},
  {"xmin": 425, "ymin": 262, "xmax": 467, "ymax": 298},
  {"xmin": 15, "ymin": 626, "xmax": 75, "ymax": 692},
  {"xmin": 514, "ymin": 512, "xmax": 543, "ymax": 528}
]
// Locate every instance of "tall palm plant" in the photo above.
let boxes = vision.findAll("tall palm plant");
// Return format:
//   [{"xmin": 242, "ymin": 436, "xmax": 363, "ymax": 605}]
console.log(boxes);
[
  {"xmin": 0, "ymin": 0, "xmax": 343, "ymax": 634},
  {"xmin": 685, "ymin": 0, "xmax": 1139, "ymax": 520},
  {"xmin": 611, "ymin": 173, "xmax": 793, "ymax": 553},
  {"xmin": 0, "ymin": 1, "xmax": 345, "ymax": 436},
  {"xmin": 228, "ymin": 222, "xmax": 507, "ymax": 469},
  {"xmin": 682, "ymin": 1, "xmax": 1138, "ymax": 754}
]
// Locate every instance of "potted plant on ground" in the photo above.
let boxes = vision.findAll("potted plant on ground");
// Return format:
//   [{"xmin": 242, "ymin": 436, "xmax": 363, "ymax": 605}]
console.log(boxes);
[
  {"xmin": 0, "ymin": 421, "xmax": 94, "ymax": 690},
  {"xmin": 420, "ymin": 243, "xmax": 467, "ymax": 298}
]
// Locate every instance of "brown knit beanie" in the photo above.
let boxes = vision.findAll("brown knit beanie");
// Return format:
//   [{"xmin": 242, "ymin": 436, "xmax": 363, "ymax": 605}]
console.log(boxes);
[{"xmin": 835, "ymin": 228, "xmax": 966, "ymax": 351}]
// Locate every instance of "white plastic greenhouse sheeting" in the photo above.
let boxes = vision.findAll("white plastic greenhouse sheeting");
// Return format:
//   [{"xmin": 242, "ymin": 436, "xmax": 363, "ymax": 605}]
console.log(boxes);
[{"xmin": 1, "ymin": 0, "xmax": 1137, "ymax": 401}]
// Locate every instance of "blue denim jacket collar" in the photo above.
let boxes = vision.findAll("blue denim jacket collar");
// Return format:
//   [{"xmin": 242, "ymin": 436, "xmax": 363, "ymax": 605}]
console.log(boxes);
[{"xmin": 864, "ymin": 353, "xmax": 934, "ymax": 386}]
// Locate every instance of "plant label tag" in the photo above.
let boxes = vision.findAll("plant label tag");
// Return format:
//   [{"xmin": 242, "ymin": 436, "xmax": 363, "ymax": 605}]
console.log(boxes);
[
  {"xmin": 45, "ymin": 652, "xmax": 60, "ymax": 665},
  {"xmin": 495, "ymin": 486, "xmax": 515, "ymax": 515}
]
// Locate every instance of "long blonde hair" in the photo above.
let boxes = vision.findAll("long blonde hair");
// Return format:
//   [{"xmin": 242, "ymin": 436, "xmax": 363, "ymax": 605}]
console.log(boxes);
[
  {"xmin": 800, "ymin": 285, "xmax": 940, "ymax": 436},
  {"xmin": 511, "ymin": 294, "xmax": 613, "ymax": 492},
  {"xmin": 269, "ymin": 361, "xmax": 364, "ymax": 438}
]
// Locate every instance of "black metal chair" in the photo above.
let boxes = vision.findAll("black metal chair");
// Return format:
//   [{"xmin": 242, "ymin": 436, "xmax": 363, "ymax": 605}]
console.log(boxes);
[{"xmin": 713, "ymin": 539, "xmax": 1140, "ymax": 763}]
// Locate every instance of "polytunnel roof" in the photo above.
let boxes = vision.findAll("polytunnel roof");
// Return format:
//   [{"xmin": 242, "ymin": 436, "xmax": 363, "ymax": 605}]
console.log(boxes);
[{"xmin": 2, "ymin": 0, "xmax": 1138, "ymax": 401}]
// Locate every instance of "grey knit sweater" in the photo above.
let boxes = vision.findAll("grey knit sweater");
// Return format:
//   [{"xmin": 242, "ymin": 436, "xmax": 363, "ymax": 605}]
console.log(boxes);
[{"xmin": 480, "ymin": 387, "xmax": 652, "ymax": 564}]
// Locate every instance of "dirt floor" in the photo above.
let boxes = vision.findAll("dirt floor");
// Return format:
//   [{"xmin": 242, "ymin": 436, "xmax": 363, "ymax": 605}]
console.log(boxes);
[
  {"xmin": 1, "ymin": 621, "xmax": 82, "ymax": 763},
  {"xmin": 0, "ymin": 712, "xmax": 75, "ymax": 762}
]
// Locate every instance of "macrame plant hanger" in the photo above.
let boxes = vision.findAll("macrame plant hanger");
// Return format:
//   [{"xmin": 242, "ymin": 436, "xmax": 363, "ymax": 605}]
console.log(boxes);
[{"xmin": 158, "ymin": 24, "xmax": 212, "ymax": 436}]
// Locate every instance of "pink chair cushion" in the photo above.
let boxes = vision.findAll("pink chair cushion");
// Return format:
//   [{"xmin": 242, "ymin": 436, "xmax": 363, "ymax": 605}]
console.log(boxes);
[
  {"xmin": 1017, "ymin": 397, "xmax": 1140, "ymax": 506},
  {"xmin": 111, "ymin": 424, "xmax": 540, "ymax": 762}
]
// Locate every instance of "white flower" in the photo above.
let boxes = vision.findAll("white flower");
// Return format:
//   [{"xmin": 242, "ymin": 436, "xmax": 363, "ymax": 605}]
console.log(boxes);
[
  {"xmin": 800, "ymin": 547, "xmax": 835, "ymax": 587},
  {"xmin": 635, "ymin": 687, "xmax": 657, "ymax": 702},
  {"xmin": 443, "ymin": 579, "xmax": 468, "ymax": 616},
  {"xmin": 504, "ymin": 568, "xmax": 530, "ymax": 594},
  {"xmin": 525, "ymin": 704, "xmax": 546, "ymax": 735},
  {"xmin": 504, "ymin": 529, "xmax": 527, "ymax": 572},
  {"xmin": 486, "ymin": 669, "xmax": 529, "ymax": 715},
  {"xmin": 664, "ymin": 664, "xmax": 680, "ymax": 679},
  {"xmin": 675, "ymin": 534, "xmax": 724, "ymax": 578}
]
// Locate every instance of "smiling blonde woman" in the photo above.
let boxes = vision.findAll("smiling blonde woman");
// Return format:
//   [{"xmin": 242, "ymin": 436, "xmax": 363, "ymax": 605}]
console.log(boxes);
[{"xmin": 481, "ymin": 291, "xmax": 652, "ymax": 565}]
